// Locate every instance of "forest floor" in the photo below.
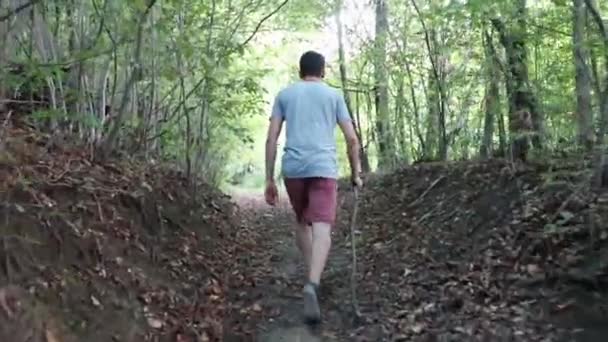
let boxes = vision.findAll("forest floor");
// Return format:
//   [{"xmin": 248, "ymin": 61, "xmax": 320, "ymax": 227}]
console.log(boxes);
[
  {"xmin": 1, "ymin": 116, "xmax": 608, "ymax": 341},
  {"xmin": 227, "ymin": 160, "xmax": 608, "ymax": 342}
]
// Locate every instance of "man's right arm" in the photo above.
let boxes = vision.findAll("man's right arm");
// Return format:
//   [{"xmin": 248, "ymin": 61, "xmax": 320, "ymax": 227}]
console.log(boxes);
[
  {"xmin": 336, "ymin": 94, "xmax": 361, "ymax": 181},
  {"xmin": 339, "ymin": 119, "xmax": 362, "ymax": 180}
]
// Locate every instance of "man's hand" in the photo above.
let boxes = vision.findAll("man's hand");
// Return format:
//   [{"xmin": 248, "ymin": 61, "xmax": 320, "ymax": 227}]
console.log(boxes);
[
  {"xmin": 351, "ymin": 174, "xmax": 363, "ymax": 189},
  {"xmin": 265, "ymin": 180, "xmax": 278, "ymax": 206}
]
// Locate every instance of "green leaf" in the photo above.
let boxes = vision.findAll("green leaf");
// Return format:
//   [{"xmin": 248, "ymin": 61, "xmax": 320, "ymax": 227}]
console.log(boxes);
[
  {"xmin": 556, "ymin": 211, "xmax": 575, "ymax": 225},
  {"xmin": 132, "ymin": 0, "xmax": 147, "ymax": 11}
]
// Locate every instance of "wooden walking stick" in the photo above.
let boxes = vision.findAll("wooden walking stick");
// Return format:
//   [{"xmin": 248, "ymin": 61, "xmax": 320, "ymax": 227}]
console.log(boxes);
[{"xmin": 350, "ymin": 186, "xmax": 362, "ymax": 319}]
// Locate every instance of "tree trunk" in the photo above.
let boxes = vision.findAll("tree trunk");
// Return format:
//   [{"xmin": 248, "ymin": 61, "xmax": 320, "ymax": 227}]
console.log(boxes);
[
  {"xmin": 394, "ymin": 76, "xmax": 409, "ymax": 164},
  {"xmin": 573, "ymin": 0, "xmax": 593, "ymax": 150},
  {"xmin": 497, "ymin": 108, "xmax": 507, "ymax": 157},
  {"xmin": 0, "ymin": 2, "xmax": 11, "ymax": 113},
  {"xmin": 373, "ymin": 0, "xmax": 394, "ymax": 170},
  {"xmin": 584, "ymin": 0, "xmax": 608, "ymax": 187},
  {"xmin": 480, "ymin": 29, "xmax": 499, "ymax": 158},
  {"xmin": 335, "ymin": 0, "xmax": 370, "ymax": 172},
  {"xmin": 584, "ymin": 0, "xmax": 608, "ymax": 143},
  {"xmin": 424, "ymin": 69, "xmax": 438, "ymax": 160},
  {"xmin": 365, "ymin": 87, "xmax": 376, "ymax": 157},
  {"xmin": 404, "ymin": 57, "xmax": 425, "ymax": 153},
  {"xmin": 492, "ymin": 0, "xmax": 542, "ymax": 161}
]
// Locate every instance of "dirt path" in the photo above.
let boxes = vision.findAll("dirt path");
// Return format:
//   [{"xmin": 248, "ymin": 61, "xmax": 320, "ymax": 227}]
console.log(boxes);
[{"xmin": 232, "ymin": 191, "xmax": 365, "ymax": 341}]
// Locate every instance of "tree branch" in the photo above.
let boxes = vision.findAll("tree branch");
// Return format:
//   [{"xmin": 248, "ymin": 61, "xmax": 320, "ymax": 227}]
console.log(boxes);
[
  {"xmin": 238, "ymin": 0, "xmax": 290, "ymax": 48},
  {"xmin": 0, "ymin": 0, "xmax": 41, "ymax": 22},
  {"xmin": 584, "ymin": 0, "xmax": 608, "ymax": 43}
]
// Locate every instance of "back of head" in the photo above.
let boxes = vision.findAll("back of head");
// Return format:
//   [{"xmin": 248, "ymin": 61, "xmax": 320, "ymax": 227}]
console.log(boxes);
[{"xmin": 299, "ymin": 51, "xmax": 325, "ymax": 79}]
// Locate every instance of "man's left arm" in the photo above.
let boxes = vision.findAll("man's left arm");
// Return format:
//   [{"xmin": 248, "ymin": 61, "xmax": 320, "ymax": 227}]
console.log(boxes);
[
  {"xmin": 265, "ymin": 95, "xmax": 284, "ymax": 183},
  {"xmin": 265, "ymin": 115, "xmax": 283, "ymax": 182}
]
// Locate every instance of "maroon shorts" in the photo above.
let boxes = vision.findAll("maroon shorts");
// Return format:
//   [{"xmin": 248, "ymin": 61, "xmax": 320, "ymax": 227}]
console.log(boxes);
[{"xmin": 283, "ymin": 177, "xmax": 338, "ymax": 226}]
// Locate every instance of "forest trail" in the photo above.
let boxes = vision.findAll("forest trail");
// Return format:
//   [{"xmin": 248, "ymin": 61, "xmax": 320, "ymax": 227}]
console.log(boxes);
[
  {"xmin": 3, "ymin": 121, "xmax": 608, "ymax": 341},
  {"xmin": 3, "ymin": 0, "xmax": 608, "ymax": 339}
]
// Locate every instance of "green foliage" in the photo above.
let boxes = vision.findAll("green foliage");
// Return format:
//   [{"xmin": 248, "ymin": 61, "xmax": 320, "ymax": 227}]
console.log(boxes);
[
  {"xmin": 5, "ymin": 0, "xmax": 606, "ymax": 188},
  {"xmin": 278, "ymin": 0, "xmax": 333, "ymax": 30},
  {"xmin": 31, "ymin": 109, "xmax": 64, "ymax": 122}
]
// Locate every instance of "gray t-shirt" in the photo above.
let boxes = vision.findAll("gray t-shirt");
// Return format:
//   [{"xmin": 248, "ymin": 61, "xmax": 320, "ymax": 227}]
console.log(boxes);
[{"xmin": 271, "ymin": 80, "xmax": 351, "ymax": 179}]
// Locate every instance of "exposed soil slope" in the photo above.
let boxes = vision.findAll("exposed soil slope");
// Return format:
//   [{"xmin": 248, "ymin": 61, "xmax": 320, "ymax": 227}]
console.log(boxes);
[
  {"xmin": 0, "ymin": 119, "xmax": 258, "ymax": 341},
  {"xmin": 336, "ymin": 159, "xmax": 608, "ymax": 341}
]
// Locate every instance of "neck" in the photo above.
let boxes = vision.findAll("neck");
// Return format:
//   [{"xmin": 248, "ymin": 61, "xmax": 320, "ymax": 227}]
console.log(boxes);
[{"xmin": 302, "ymin": 76, "xmax": 322, "ymax": 82}]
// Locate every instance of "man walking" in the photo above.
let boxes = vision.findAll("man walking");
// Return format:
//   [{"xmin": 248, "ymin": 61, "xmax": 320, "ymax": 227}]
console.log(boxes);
[{"xmin": 264, "ymin": 50, "xmax": 362, "ymax": 324}]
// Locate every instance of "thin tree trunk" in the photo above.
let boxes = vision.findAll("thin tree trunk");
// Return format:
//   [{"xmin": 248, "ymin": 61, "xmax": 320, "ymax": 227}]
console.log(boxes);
[
  {"xmin": 480, "ymin": 29, "xmax": 499, "ymax": 158},
  {"xmin": 492, "ymin": 0, "xmax": 542, "ymax": 161},
  {"xmin": 335, "ymin": 0, "xmax": 370, "ymax": 172},
  {"xmin": 374, "ymin": 0, "xmax": 394, "ymax": 170},
  {"xmin": 395, "ymin": 78, "xmax": 409, "ymax": 164},
  {"xmin": 365, "ymin": 87, "xmax": 375, "ymax": 156},
  {"xmin": 573, "ymin": 0, "xmax": 593, "ymax": 150},
  {"xmin": 99, "ymin": 0, "xmax": 157, "ymax": 159},
  {"xmin": 0, "ymin": 2, "xmax": 11, "ymax": 113},
  {"xmin": 424, "ymin": 69, "xmax": 438, "ymax": 160},
  {"xmin": 584, "ymin": 0, "xmax": 608, "ymax": 187},
  {"xmin": 404, "ymin": 55, "xmax": 425, "ymax": 153},
  {"xmin": 412, "ymin": 0, "xmax": 448, "ymax": 161},
  {"xmin": 145, "ymin": 4, "xmax": 158, "ymax": 158},
  {"xmin": 584, "ymin": 0, "xmax": 608, "ymax": 143}
]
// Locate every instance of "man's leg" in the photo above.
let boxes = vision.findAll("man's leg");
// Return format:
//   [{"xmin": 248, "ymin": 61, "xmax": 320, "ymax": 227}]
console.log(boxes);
[
  {"xmin": 308, "ymin": 222, "xmax": 331, "ymax": 285},
  {"xmin": 295, "ymin": 223, "xmax": 312, "ymax": 275},
  {"xmin": 301, "ymin": 178, "xmax": 337, "ymax": 323},
  {"xmin": 283, "ymin": 178, "xmax": 312, "ymax": 277}
]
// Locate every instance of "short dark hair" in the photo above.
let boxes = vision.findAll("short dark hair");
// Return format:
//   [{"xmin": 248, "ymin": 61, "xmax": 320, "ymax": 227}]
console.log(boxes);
[{"xmin": 299, "ymin": 51, "xmax": 325, "ymax": 78}]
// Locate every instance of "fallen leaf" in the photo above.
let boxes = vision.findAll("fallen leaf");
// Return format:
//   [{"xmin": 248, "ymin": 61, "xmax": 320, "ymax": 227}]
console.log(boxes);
[
  {"xmin": 90, "ymin": 295, "xmax": 101, "ymax": 307},
  {"xmin": 558, "ymin": 210, "xmax": 574, "ymax": 223},
  {"xmin": 411, "ymin": 322, "xmax": 425, "ymax": 334},
  {"xmin": 554, "ymin": 299, "xmax": 575, "ymax": 312},
  {"xmin": 526, "ymin": 264, "xmax": 541, "ymax": 275},
  {"xmin": 142, "ymin": 181, "xmax": 153, "ymax": 192},
  {"xmin": 199, "ymin": 331, "xmax": 210, "ymax": 341},
  {"xmin": 45, "ymin": 329, "xmax": 59, "ymax": 342},
  {"xmin": 147, "ymin": 317, "xmax": 164, "ymax": 329}
]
